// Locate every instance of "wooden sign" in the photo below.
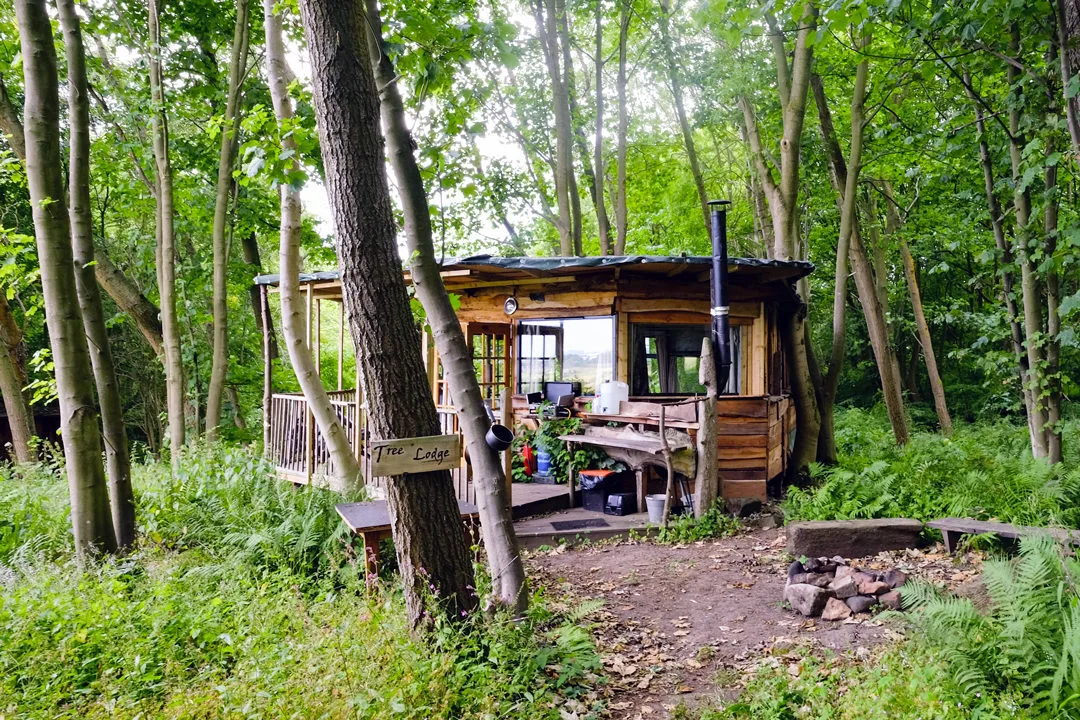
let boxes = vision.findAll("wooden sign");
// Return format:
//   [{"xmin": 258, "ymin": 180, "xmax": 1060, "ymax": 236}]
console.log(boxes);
[{"xmin": 370, "ymin": 434, "xmax": 462, "ymax": 476}]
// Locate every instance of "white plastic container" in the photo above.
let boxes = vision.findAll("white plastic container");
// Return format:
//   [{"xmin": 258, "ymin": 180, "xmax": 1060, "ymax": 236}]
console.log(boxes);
[{"xmin": 596, "ymin": 380, "xmax": 629, "ymax": 414}]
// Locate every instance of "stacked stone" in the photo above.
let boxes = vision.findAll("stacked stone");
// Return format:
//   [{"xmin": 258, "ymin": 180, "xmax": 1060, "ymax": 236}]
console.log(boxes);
[{"xmin": 782, "ymin": 556, "xmax": 907, "ymax": 620}]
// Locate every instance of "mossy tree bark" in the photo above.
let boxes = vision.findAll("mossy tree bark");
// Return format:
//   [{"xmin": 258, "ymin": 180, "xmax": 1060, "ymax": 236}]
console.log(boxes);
[
  {"xmin": 297, "ymin": 0, "xmax": 476, "ymax": 626},
  {"xmin": 58, "ymin": 0, "xmax": 135, "ymax": 549},
  {"xmin": 16, "ymin": 0, "xmax": 116, "ymax": 557}
]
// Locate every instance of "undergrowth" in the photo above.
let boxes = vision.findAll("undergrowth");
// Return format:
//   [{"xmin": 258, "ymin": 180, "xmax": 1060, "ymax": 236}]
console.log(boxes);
[
  {"xmin": 653, "ymin": 502, "xmax": 742, "ymax": 544},
  {"xmin": 783, "ymin": 407, "xmax": 1080, "ymax": 528},
  {"xmin": 0, "ymin": 444, "xmax": 605, "ymax": 719}
]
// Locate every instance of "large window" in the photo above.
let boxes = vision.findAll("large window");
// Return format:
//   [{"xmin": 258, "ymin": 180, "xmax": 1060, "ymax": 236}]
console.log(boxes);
[
  {"xmin": 631, "ymin": 323, "xmax": 742, "ymax": 396},
  {"xmin": 518, "ymin": 317, "xmax": 614, "ymax": 396}
]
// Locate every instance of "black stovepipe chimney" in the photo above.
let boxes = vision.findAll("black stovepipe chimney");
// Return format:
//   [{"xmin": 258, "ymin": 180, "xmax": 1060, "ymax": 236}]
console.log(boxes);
[{"xmin": 709, "ymin": 200, "xmax": 732, "ymax": 394}]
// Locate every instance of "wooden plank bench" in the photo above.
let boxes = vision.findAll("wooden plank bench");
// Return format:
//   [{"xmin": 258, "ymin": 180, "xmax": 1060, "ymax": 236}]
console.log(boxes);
[
  {"xmin": 336, "ymin": 500, "xmax": 479, "ymax": 581},
  {"xmin": 927, "ymin": 517, "xmax": 1080, "ymax": 554}
]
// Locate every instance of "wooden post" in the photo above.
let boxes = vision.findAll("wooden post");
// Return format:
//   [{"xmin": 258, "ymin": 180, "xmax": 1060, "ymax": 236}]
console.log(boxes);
[
  {"xmin": 659, "ymin": 405, "xmax": 675, "ymax": 526},
  {"xmin": 567, "ymin": 438, "xmax": 576, "ymax": 508},
  {"xmin": 261, "ymin": 285, "xmax": 272, "ymax": 455},
  {"xmin": 337, "ymin": 300, "xmax": 345, "ymax": 391},
  {"xmin": 354, "ymin": 363, "xmax": 362, "ymax": 460},
  {"xmin": 695, "ymin": 337, "xmax": 720, "ymax": 516},
  {"xmin": 315, "ymin": 297, "xmax": 322, "ymax": 375},
  {"xmin": 305, "ymin": 283, "xmax": 314, "ymax": 484}
]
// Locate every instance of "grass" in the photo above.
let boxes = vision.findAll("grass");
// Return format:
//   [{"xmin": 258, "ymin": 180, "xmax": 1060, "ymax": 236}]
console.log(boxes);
[{"xmin": 0, "ymin": 443, "xmax": 605, "ymax": 719}]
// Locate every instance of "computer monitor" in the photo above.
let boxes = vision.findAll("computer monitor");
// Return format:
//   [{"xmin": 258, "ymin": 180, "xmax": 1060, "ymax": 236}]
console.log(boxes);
[{"xmin": 543, "ymin": 381, "xmax": 581, "ymax": 404}]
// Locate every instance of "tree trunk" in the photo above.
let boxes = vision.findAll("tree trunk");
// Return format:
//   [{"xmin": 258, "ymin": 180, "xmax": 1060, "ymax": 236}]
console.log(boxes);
[
  {"xmin": 1007, "ymin": 33, "xmax": 1050, "ymax": 458},
  {"xmin": 0, "ymin": 88, "xmax": 38, "ymax": 463},
  {"xmin": 93, "ymin": 250, "xmax": 164, "ymax": 356},
  {"xmin": 264, "ymin": 0, "xmax": 361, "ymax": 491},
  {"xmin": 658, "ymin": 0, "xmax": 709, "ymax": 235},
  {"xmin": 1057, "ymin": 0, "xmax": 1080, "ymax": 165},
  {"xmin": 0, "ymin": 296, "xmax": 35, "ymax": 462},
  {"xmin": 148, "ymin": 0, "xmax": 186, "ymax": 467},
  {"xmin": 614, "ymin": 0, "xmax": 630, "ymax": 254},
  {"xmin": 593, "ymin": 0, "xmax": 611, "ymax": 254},
  {"xmin": 16, "ymin": 0, "xmax": 116, "ymax": 558},
  {"xmin": 58, "ymin": 0, "xmax": 135, "ymax": 549},
  {"xmin": 809, "ymin": 54, "xmax": 867, "ymax": 465},
  {"xmin": 534, "ymin": 0, "xmax": 574, "ymax": 255},
  {"xmin": 298, "ymin": 0, "xmax": 477, "ymax": 627},
  {"xmin": 967, "ymin": 72, "xmax": 1037, "ymax": 445},
  {"xmin": 206, "ymin": 0, "xmax": 251, "ymax": 440},
  {"xmin": 554, "ymin": 0, "xmax": 585, "ymax": 255},
  {"xmin": 241, "ymin": 232, "xmax": 277, "ymax": 359},
  {"xmin": 365, "ymin": 0, "xmax": 528, "ymax": 614},
  {"xmin": 737, "ymin": 3, "xmax": 820, "ymax": 476},
  {"xmin": 810, "ymin": 68, "xmax": 909, "ymax": 447}
]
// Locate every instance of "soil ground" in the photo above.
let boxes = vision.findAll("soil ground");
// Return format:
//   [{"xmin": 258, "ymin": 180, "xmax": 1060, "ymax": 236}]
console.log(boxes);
[{"xmin": 527, "ymin": 525, "xmax": 983, "ymax": 719}]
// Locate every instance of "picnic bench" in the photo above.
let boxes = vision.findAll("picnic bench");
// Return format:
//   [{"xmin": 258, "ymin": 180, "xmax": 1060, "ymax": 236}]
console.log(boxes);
[
  {"xmin": 928, "ymin": 517, "xmax": 1080, "ymax": 554},
  {"xmin": 336, "ymin": 500, "xmax": 479, "ymax": 579}
]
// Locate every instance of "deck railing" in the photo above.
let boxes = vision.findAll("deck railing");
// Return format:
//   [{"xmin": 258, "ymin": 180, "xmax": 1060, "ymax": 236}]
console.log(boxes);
[{"xmin": 266, "ymin": 390, "xmax": 473, "ymax": 502}]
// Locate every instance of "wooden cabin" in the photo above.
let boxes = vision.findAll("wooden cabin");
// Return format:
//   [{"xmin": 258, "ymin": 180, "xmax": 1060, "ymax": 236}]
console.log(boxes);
[{"xmin": 255, "ymin": 254, "xmax": 812, "ymax": 510}]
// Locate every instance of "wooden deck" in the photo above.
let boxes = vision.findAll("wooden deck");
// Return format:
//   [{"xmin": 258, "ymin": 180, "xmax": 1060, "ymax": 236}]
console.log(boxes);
[{"xmin": 514, "ymin": 507, "xmax": 654, "ymax": 548}]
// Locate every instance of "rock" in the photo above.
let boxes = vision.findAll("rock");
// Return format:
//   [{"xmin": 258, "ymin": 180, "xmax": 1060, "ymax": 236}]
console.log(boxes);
[
  {"xmin": 845, "ymin": 595, "xmax": 877, "ymax": 614},
  {"xmin": 821, "ymin": 597, "xmax": 853, "ymax": 621},
  {"xmin": 884, "ymin": 569, "xmax": 908, "ymax": 589},
  {"xmin": 787, "ymin": 560, "xmax": 805, "ymax": 584},
  {"xmin": 834, "ymin": 565, "xmax": 855, "ymax": 580},
  {"xmin": 828, "ymin": 575, "xmax": 859, "ymax": 599},
  {"xmin": 803, "ymin": 557, "xmax": 824, "ymax": 572},
  {"xmin": 831, "ymin": 556, "xmax": 848, "ymax": 566},
  {"xmin": 858, "ymin": 580, "xmax": 891, "ymax": 596},
  {"xmin": 784, "ymin": 583, "xmax": 829, "ymax": 617},
  {"xmin": 786, "ymin": 519, "xmax": 924, "ymax": 559},
  {"xmin": 851, "ymin": 571, "xmax": 875, "ymax": 586},
  {"xmin": 879, "ymin": 590, "xmax": 903, "ymax": 610},
  {"xmin": 789, "ymin": 572, "xmax": 832, "ymax": 588}
]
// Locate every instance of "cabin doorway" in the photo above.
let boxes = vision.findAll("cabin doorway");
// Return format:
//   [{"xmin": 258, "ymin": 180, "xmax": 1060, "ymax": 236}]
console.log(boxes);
[{"xmin": 467, "ymin": 323, "xmax": 513, "ymax": 411}]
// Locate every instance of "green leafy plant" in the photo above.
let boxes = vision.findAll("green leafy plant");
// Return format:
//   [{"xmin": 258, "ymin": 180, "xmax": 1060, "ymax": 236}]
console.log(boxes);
[{"xmin": 654, "ymin": 502, "xmax": 742, "ymax": 544}]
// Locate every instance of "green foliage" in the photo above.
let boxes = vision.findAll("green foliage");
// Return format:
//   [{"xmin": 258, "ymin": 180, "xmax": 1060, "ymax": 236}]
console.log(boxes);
[
  {"xmin": 654, "ymin": 502, "xmax": 742, "ymax": 545},
  {"xmin": 511, "ymin": 415, "xmax": 624, "ymax": 483},
  {"xmin": 903, "ymin": 535, "xmax": 1080, "ymax": 717},
  {"xmin": 0, "ymin": 445, "xmax": 605, "ymax": 719},
  {"xmin": 783, "ymin": 408, "xmax": 1080, "ymax": 529}
]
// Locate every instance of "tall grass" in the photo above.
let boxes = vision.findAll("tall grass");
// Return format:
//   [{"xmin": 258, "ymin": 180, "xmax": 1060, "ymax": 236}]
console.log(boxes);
[
  {"xmin": 783, "ymin": 408, "xmax": 1080, "ymax": 527},
  {"xmin": 0, "ymin": 444, "xmax": 604, "ymax": 719}
]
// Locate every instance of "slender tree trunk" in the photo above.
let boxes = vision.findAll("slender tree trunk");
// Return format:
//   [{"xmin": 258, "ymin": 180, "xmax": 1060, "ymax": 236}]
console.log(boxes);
[
  {"xmin": 1057, "ymin": 0, "xmax": 1080, "ymax": 164},
  {"xmin": 967, "ymin": 72, "xmax": 1037, "ymax": 444},
  {"xmin": 0, "ymin": 90, "xmax": 38, "ymax": 463},
  {"xmin": 148, "ymin": 0, "xmax": 186, "ymax": 466},
  {"xmin": 614, "ymin": 0, "xmax": 630, "ymax": 254},
  {"xmin": 810, "ymin": 55, "xmax": 867, "ymax": 465},
  {"xmin": 593, "ymin": 0, "xmax": 611, "ymax": 254},
  {"xmin": 0, "ymin": 296, "xmax": 35, "ymax": 462},
  {"xmin": 534, "ymin": 0, "xmax": 574, "ymax": 254},
  {"xmin": 206, "ymin": 0, "xmax": 251, "ymax": 440},
  {"xmin": 240, "ymin": 232, "xmax": 277, "ymax": 359},
  {"xmin": 298, "ymin": 0, "xmax": 477, "ymax": 627},
  {"xmin": 94, "ymin": 251, "xmax": 164, "ymax": 356},
  {"xmin": 737, "ymin": 3, "xmax": 820, "ymax": 476},
  {"xmin": 554, "ymin": 0, "xmax": 584, "ymax": 255},
  {"xmin": 16, "ymin": 0, "xmax": 116, "ymax": 557},
  {"xmin": 658, "ymin": 0, "xmax": 709, "ymax": 234},
  {"xmin": 58, "ymin": 0, "xmax": 135, "ymax": 549},
  {"xmin": 1043, "ymin": 64, "xmax": 1064, "ymax": 464},
  {"xmin": 365, "ymin": 0, "xmax": 528, "ymax": 613},
  {"xmin": 264, "ymin": 0, "xmax": 361, "ymax": 491},
  {"xmin": 1007, "ymin": 33, "xmax": 1050, "ymax": 458},
  {"xmin": 882, "ymin": 184, "xmax": 952, "ymax": 437}
]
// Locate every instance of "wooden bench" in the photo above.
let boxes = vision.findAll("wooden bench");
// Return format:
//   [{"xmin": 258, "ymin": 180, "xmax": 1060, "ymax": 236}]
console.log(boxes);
[
  {"xmin": 336, "ymin": 500, "xmax": 479, "ymax": 580},
  {"xmin": 927, "ymin": 517, "xmax": 1080, "ymax": 553}
]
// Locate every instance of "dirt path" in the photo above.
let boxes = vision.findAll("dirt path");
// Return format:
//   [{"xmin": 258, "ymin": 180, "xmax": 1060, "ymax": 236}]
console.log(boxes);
[{"xmin": 528, "ymin": 527, "xmax": 982, "ymax": 718}]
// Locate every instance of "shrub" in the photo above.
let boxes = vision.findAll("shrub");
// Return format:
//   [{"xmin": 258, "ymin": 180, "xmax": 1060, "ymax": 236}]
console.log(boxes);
[
  {"xmin": 783, "ymin": 408, "xmax": 1080, "ymax": 529},
  {"xmin": 654, "ymin": 502, "xmax": 742, "ymax": 544}
]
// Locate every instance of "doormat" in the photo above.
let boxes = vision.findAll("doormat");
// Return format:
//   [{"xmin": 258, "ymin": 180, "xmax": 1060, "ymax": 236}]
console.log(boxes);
[{"xmin": 551, "ymin": 518, "xmax": 610, "ymax": 531}]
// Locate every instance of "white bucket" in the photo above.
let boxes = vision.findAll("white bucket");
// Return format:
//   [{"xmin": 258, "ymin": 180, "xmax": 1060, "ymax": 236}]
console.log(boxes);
[
  {"xmin": 645, "ymin": 494, "xmax": 668, "ymax": 524},
  {"xmin": 596, "ymin": 380, "xmax": 629, "ymax": 414}
]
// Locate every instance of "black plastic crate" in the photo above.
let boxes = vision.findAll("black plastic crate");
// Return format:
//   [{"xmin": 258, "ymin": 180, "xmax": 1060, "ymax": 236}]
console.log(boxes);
[
  {"xmin": 604, "ymin": 492, "xmax": 636, "ymax": 516},
  {"xmin": 582, "ymin": 488, "xmax": 607, "ymax": 513}
]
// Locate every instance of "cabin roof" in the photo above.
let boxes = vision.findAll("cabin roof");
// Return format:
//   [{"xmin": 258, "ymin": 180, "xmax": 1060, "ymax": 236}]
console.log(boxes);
[{"xmin": 254, "ymin": 254, "xmax": 814, "ymax": 291}]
